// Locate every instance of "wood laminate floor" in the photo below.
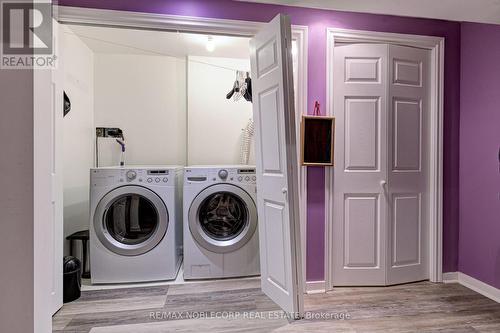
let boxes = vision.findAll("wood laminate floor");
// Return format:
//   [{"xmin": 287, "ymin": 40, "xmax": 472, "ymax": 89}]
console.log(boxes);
[{"xmin": 53, "ymin": 279, "xmax": 500, "ymax": 333}]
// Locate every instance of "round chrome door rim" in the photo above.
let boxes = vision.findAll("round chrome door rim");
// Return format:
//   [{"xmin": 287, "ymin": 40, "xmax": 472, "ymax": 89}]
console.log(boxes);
[
  {"xmin": 94, "ymin": 185, "xmax": 168, "ymax": 256},
  {"xmin": 188, "ymin": 184, "xmax": 257, "ymax": 254}
]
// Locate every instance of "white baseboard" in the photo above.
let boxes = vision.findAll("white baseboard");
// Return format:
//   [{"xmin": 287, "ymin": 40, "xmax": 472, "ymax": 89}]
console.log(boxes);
[
  {"xmin": 304, "ymin": 273, "xmax": 499, "ymax": 303},
  {"xmin": 437, "ymin": 271, "xmax": 499, "ymax": 303},
  {"xmin": 445, "ymin": 271, "xmax": 500, "ymax": 303},
  {"xmin": 305, "ymin": 280, "xmax": 326, "ymax": 294},
  {"xmin": 442, "ymin": 271, "xmax": 458, "ymax": 283},
  {"xmin": 457, "ymin": 272, "xmax": 500, "ymax": 303}
]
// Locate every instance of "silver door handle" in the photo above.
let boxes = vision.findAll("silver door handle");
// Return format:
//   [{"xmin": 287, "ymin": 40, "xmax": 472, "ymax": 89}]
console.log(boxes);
[
  {"xmin": 282, "ymin": 188, "xmax": 288, "ymax": 201},
  {"xmin": 380, "ymin": 180, "xmax": 387, "ymax": 189}
]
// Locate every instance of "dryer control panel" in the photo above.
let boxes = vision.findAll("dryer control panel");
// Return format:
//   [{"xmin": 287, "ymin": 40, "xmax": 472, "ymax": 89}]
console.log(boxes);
[{"xmin": 184, "ymin": 166, "xmax": 256, "ymax": 185}]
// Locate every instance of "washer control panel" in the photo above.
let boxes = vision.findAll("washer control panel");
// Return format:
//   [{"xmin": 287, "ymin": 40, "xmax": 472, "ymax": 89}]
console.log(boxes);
[{"xmin": 91, "ymin": 168, "xmax": 178, "ymax": 187}]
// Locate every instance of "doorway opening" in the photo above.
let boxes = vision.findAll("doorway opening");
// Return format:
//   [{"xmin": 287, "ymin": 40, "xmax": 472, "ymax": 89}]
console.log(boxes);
[{"xmin": 44, "ymin": 9, "xmax": 308, "ymax": 326}]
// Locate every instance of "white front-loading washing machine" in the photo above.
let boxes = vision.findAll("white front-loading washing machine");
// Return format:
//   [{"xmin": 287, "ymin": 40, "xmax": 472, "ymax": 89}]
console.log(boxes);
[
  {"xmin": 183, "ymin": 165, "xmax": 259, "ymax": 279},
  {"xmin": 89, "ymin": 166, "xmax": 182, "ymax": 284}
]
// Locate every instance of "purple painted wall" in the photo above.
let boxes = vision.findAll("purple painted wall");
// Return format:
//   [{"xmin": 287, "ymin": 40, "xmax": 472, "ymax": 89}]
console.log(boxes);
[
  {"xmin": 57, "ymin": 0, "xmax": 461, "ymax": 280},
  {"xmin": 459, "ymin": 22, "xmax": 500, "ymax": 289}
]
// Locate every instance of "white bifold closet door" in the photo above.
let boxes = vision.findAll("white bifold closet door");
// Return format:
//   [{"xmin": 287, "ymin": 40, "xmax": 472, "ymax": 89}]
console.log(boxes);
[
  {"xmin": 332, "ymin": 43, "xmax": 430, "ymax": 286},
  {"xmin": 250, "ymin": 14, "xmax": 303, "ymax": 315}
]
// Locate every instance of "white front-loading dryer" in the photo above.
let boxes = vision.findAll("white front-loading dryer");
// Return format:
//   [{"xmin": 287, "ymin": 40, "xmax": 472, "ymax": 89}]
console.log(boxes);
[
  {"xmin": 89, "ymin": 166, "xmax": 182, "ymax": 284},
  {"xmin": 183, "ymin": 165, "xmax": 259, "ymax": 279}
]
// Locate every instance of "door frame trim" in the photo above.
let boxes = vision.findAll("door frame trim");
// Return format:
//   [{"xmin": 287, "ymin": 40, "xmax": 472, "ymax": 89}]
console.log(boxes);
[
  {"xmin": 54, "ymin": 5, "xmax": 309, "ymax": 291},
  {"xmin": 325, "ymin": 28, "xmax": 444, "ymax": 290}
]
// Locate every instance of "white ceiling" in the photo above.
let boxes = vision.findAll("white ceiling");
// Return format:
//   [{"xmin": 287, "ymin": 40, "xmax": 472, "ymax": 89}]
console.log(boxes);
[
  {"xmin": 65, "ymin": 24, "xmax": 251, "ymax": 58},
  {"xmin": 239, "ymin": 0, "xmax": 500, "ymax": 25}
]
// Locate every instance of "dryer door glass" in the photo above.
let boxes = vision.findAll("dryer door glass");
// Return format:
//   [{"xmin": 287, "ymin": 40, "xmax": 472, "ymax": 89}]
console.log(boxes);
[
  {"xmin": 104, "ymin": 194, "xmax": 158, "ymax": 245},
  {"xmin": 198, "ymin": 192, "xmax": 248, "ymax": 241}
]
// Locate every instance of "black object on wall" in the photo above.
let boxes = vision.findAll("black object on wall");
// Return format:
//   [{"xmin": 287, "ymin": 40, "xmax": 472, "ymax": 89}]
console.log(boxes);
[
  {"xmin": 95, "ymin": 127, "xmax": 125, "ymax": 167},
  {"xmin": 301, "ymin": 115, "xmax": 335, "ymax": 166},
  {"xmin": 96, "ymin": 127, "xmax": 124, "ymax": 139},
  {"xmin": 63, "ymin": 91, "xmax": 71, "ymax": 117}
]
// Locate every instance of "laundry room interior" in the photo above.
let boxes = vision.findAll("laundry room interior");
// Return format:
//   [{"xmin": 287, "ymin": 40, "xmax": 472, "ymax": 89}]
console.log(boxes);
[
  {"xmin": 60, "ymin": 23, "xmax": 300, "ymax": 288},
  {"xmin": 6, "ymin": 1, "xmax": 500, "ymax": 332}
]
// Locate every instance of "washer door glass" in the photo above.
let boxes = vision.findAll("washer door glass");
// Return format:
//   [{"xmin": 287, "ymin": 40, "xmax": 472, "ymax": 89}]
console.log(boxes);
[
  {"xmin": 94, "ymin": 186, "xmax": 168, "ymax": 256},
  {"xmin": 189, "ymin": 184, "xmax": 257, "ymax": 254},
  {"xmin": 104, "ymin": 194, "xmax": 157, "ymax": 245},
  {"xmin": 198, "ymin": 192, "xmax": 248, "ymax": 241}
]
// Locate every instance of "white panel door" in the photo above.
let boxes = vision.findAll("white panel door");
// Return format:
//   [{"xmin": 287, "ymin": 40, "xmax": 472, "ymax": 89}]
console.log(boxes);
[
  {"xmin": 332, "ymin": 44, "xmax": 388, "ymax": 286},
  {"xmin": 387, "ymin": 44, "xmax": 430, "ymax": 285},
  {"xmin": 250, "ymin": 14, "xmax": 303, "ymax": 315},
  {"xmin": 52, "ymin": 20, "xmax": 64, "ymax": 316},
  {"xmin": 332, "ymin": 43, "xmax": 430, "ymax": 286},
  {"xmin": 34, "ymin": 19, "xmax": 64, "ymax": 320}
]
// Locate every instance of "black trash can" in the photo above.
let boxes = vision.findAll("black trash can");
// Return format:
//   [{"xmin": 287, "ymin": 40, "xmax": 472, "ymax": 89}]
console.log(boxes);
[{"xmin": 63, "ymin": 256, "xmax": 81, "ymax": 303}]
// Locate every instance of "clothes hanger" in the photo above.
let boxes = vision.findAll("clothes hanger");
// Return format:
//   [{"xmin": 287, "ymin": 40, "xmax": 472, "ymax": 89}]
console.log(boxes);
[
  {"xmin": 243, "ymin": 72, "xmax": 252, "ymax": 102},
  {"xmin": 226, "ymin": 71, "xmax": 240, "ymax": 99},
  {"xmin": 226, "ymin": 70, "xmax": 252, "ymax": 102},
  {"xmin": 233, "ymin": 71, "xmax": 245, "ymax": 101}
]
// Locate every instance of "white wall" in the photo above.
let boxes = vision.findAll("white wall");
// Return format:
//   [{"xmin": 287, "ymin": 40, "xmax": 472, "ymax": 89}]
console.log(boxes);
[
  {"xmin": 187, "ymin": 56, "xmax": 254, "ymax": 165},
  {"xmin": 94, "ymin": 54, "xmax": 186, "ymax": 167},
  {"xmin": 61, "ymin": 26, "xmax": 95, "ymax": 254}
]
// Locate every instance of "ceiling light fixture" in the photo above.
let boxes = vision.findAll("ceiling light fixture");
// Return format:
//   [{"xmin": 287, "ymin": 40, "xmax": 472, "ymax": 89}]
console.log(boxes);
[{"xmin": 206, "ymin": 36, "xmax": 215, "ymax": 52}]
